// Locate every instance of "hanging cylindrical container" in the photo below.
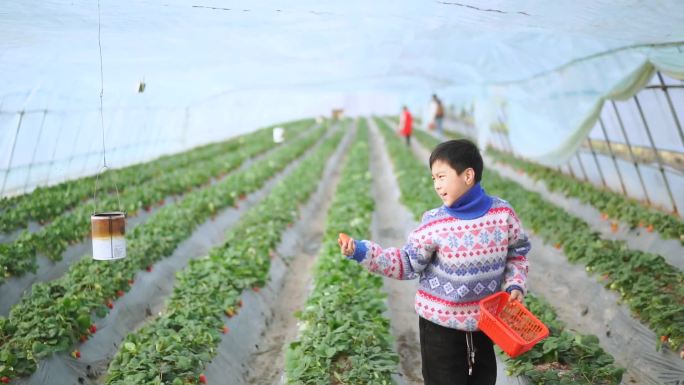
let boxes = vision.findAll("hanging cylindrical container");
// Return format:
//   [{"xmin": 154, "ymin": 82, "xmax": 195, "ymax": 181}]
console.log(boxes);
[{"xmin": 91, "ymin": 211, "xmax": 127, "ymax": 260}]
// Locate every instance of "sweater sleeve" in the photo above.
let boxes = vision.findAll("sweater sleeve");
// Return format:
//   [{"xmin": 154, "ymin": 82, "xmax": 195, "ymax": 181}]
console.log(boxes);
[
  {"xmin": 503, "ymin": 207, "xmax": 530, "ymax": 294},
  {"xmin": 347, "ymin": 212, "xmax": 436, "ymax": 280}
]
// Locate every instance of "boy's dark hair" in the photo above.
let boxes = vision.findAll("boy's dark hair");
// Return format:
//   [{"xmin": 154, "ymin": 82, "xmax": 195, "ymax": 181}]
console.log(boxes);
[{"xmin": 429, "ymin": 139, "xmax": 484, "ymax": 182}]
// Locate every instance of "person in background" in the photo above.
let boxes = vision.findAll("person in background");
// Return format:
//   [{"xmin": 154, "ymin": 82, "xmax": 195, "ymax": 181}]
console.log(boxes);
[
  {"xmin": 399, "ymin": 105, "xmax": 413, "ymax": 147},
  {"xmin": 430, "ymin": 94, "xmax": 445, "ymax": 138}
]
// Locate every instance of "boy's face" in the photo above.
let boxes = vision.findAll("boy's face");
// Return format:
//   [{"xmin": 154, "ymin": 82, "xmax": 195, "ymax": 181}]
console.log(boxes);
[{"xmin": 431, "ymin": 159, "xmax": 474, "ymax": 207}]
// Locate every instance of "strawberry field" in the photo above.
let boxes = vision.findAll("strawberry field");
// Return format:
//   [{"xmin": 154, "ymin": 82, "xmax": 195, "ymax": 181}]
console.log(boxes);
[{"xmin": 0, "ymin": 116, "xmax": 682, "ymax": 385}]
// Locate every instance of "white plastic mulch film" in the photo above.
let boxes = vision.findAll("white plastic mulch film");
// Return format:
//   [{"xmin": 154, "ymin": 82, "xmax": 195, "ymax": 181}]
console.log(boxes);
[{"xmin": 1, "ymin": 0, "xmax": 684, "ymax": 197}]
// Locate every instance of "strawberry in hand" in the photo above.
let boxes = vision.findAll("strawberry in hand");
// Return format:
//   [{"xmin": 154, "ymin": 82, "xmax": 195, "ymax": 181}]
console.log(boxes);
[{"xmin": 337, "ymin": 233, "xmax": 355, "ymax": 256}]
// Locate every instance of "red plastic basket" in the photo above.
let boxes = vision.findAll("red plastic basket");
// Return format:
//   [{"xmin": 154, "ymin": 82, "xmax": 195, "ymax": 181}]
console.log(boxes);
[{"xmin": 478, "ymin": 291, "xmax": 549, "ymax": 358}]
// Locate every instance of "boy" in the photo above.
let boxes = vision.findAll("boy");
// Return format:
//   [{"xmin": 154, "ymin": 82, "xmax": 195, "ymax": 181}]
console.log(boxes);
[{"xmin": 338, "ymin": 139, "xmax": 530, "ymax": 385}]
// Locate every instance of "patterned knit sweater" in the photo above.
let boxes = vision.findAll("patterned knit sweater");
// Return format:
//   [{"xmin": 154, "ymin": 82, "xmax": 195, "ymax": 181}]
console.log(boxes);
[{"xmin": 348, "ymin": 194, "xmax": 530, "ymax": 331}]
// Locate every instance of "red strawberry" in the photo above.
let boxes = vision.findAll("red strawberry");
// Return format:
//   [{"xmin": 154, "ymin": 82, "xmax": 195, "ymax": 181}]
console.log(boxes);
[
  {"xmin": 146, "ymin": 265, "xmax": 153, "ymax": 272},
  {"xmin": 89, "ymin": 324, "xmax": 97, "ymax": 334},
  {"xmin": 222, "ymin": 326, "xmax": 229, "ymax": 334},
  {"xmin": 660, "ymin": 335, "xmax": 669, "ymax": 343},
  {"xmin": 199, "ymin": 374, "xmax": 207, "ymax": 384},
  {"xmin": 252, "ymin": 286, "xmax": 260, "ymax": 293},
  {"xmin": 116, "ymin": 290, "xmax": 125, "ymax": 298},
  {"xmin": 0, "ymin": 376, "xmax": 9, "ymax": 384},
  {"xmin": 237, "ymin": 300, "xmax": 243, "ymax": 308},
  {"xmin": 128, "ymin": 279, "xmax": 135, "ymax": 286},
  {"xmin": 554, "ymin": 243, "xmax": 561, "ymax": 249},
  {"xmin": 72, "ymin": 350, "xmax": 81, "ymax": 359},
  {"xmin": 106, "ymin": 300, "xmax": 114, "ymax": 309},
  {"xmin": 80, "ymin": 335, "xmax": 89, "ymax": 342},
  {"xmin": 646, "ymin": 224, "xmax": 654, "ymax": 233}
]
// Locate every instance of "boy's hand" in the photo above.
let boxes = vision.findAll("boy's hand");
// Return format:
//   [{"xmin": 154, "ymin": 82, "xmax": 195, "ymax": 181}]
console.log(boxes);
[
  {"xmin": 508, "ymin": 289, "xmax": 524, "ymax": 303},
  {"xmin": 337, "ymin": 233, "xmax": 355, "ymax": 256}
]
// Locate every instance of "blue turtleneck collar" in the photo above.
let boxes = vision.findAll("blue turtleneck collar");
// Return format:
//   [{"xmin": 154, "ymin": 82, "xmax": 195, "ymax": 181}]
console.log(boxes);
[{"xmin": 443, "ymin": 182, "xmax": 493, "ymax": 220}]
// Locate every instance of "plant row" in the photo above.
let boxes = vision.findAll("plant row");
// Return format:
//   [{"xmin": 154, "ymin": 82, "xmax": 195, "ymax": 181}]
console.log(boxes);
[
  {"xmin": 487, "ymin": 148, "xmax": 684, "ymax": 244},
  {"xmin": 500, "ymin": 294, "xmax": 624, "ymax": 385},
  {"xmin": 104, "ymin": 124, "xmax": 346, "ymax": 385},
  {"xmin": 389, "ymin": 126, "xmax": 625, "ymax": 384},
  {"xmin": 373, "ymin": 118, "xmax": 440, "ymax": 220},
  {"xmin": 419, "ymin": 129, "xmax": 684, "ymax": 352},
  {"xmin": 0, "ymin": 122, "xmax": 312, "ymax": 283},
  {"xmin": 0, "ymin": 119, "xmax": 313, "ymax": 233},
  {"xmin": 285, "ymin": 119, "xmax": 398, "ymax": 384},
  {"xmin": 0, "ymin": 125, "xmax": 328, "ymax": 381}
]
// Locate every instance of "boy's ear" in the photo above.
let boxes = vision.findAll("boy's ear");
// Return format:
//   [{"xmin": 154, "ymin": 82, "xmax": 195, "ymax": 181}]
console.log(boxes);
[{"xmin": 464, "ymin": 168, "xmax": 475, "ymax": 185}]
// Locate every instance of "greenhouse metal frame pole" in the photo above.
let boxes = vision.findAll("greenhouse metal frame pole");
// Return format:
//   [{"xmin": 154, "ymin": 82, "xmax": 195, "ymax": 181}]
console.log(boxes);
[
  {"xmin": 598, "ymin": 117, "xmax": 628, "ymax": 195},
  {"xmin": 45, "ymin": 112, "xmax": 66, "ymax": 187},
  {"xmin": 24, "ymin": 109, "xmax": 48, "ymax": 192},
  {"xmin": 633, "ymin": 94, "xmax": 679, "ymax": 214},
  {"xmin": 503, "ymin": 132, "xmax": 514, "ymax": 154},
  {"xmin": 1, "ymin": 111, "xmax": 25, "ymax": 196},
  {"xmin": 657, "ymin": 72, "xmax": 684, "ymax": 147},
  {"xmin": 65, "ymin": 113, "xmax": 86, "ymax": 186},
  {"xmin": 565, "ymin": 159, "xmax": 578, "ymax": 179},
  {"xmin": 496, "ymin": 130, "xmax": 507, "ymax": 153},
  {"xmin": 586, "ymin": 137, "xmax": 608, "ymax": 188},
  {"xmin": 575, "ymin": 152, "xmax": 589, "ymax": 182},
  {"xmin": 610, "ymin": 100, "xmax": 650, "ymax": 203}
]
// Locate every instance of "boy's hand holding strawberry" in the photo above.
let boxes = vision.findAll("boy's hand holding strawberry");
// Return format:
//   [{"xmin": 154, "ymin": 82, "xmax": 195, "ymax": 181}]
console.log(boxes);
[
  {"xmin": 508, "ymin": 289, "xmax": 524, "ymax": 302},
  {"xmin": 337, "ymin": 233, "xmax": 355, "ymax": 256}
]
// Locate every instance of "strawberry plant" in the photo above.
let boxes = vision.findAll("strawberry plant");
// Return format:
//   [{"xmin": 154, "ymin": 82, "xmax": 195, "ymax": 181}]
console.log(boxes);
[
  {"xmin": 0, "ymin": 120, "xmax": 313, "ymax": 282},
  {"xmin": 500, "ymin": 295, "xmax": 624, "ymax": 385},
  {"xmin": 374, "ymin": 118, "xmax": 440, "ymax": 219},
  {"xmin": 487, "ymin": 148, "xmax": 683, "ymax": 244},
  {"xmin": 104, "ymin": 123, "xmax": 345, "ymax": 384},
  {"xmin": 0, "ymin": 119, "xmax": 313, "ymax": 234},
  {"xmin": 286, "ymin": 119, "xmax": 399, "ymax": 384},
  {"xmin": 0, "ymin": 125, "xmax": 327, "ymax": 380}
]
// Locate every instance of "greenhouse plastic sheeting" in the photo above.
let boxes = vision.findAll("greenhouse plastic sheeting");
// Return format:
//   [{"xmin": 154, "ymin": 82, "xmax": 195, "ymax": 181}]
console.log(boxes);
[{"xmin": 2, "ymin": 1, "xmax": 684, "ymax": 193}]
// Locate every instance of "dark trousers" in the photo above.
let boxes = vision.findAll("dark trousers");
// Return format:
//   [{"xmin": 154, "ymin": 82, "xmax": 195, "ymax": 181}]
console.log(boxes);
[
  {"xmin": 419, "ymin": 317, "xmax": 497, "ymax": 385},
  {"xmin": 405, "ymin": 134, "xmax": 411, "ymax": 146}
]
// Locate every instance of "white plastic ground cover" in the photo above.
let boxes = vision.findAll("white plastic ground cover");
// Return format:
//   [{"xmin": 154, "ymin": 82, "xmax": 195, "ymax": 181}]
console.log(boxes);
[
  {"xmin": 526, "ymin": 233, "xmax": 684, "ymax": 385},
  {"xmin": 2, "ymin": 1, "xmax": 684, "ymax": 194},
  {"xmin": 202, "ymin": 121, "xmax": 354, "ymax": 385},
  {"xmin": 369, "ymin": 118, "xmax": 424, "ymax": 385},
  {"xmin": 7, "ymin": 125, "xmax": 336, "ymax": 385}
]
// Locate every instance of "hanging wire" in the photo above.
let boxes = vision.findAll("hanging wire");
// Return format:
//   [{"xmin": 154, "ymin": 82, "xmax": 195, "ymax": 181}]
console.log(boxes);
[
  {"xmin": 92, "ymin": 0, "xmax": 123, "ymax": 214},
  {"xmin": 98, "ymin": 0, "xmax": 106, "ymax": 169}
]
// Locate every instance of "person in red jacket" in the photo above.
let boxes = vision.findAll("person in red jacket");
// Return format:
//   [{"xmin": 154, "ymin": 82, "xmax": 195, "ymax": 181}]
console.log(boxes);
[{"xmin": 399, "ymin": 105, "xmax": 413, "ymax": 146}]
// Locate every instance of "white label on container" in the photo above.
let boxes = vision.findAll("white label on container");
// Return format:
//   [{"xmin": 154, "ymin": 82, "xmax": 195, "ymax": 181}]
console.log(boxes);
[{"xmin": 92, "ymin": 238, "xmax": 127, "ymax": 260}]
